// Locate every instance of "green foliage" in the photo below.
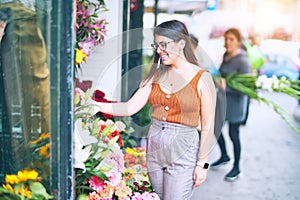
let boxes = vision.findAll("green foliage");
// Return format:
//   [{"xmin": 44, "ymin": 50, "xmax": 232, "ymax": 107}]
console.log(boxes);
[{"xmin": 225, "ymin": 73, "xmax": 300, "ymax": 134}]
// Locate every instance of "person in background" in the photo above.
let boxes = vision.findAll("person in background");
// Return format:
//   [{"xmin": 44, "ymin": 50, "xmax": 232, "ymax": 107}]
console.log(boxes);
[
  {"xmin": 92, "ymin": 20, "xmax": 216, "ymax": 199},
  {"xmin": 210, "ymin": 28, "xmax": 251, "ymax": 181}
]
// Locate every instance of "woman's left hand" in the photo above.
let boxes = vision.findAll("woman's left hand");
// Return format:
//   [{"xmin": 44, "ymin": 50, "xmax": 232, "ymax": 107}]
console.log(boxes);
[{"xmin": 193, "ymin": 166, "xmax": 207, "ymax": 188}]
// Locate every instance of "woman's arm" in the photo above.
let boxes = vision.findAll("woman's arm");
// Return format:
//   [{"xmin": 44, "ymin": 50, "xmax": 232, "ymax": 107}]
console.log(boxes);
[
  {"xmin": 193, "ymin": 71, "xmax": 216, "ymax": 187},
  {"xmin": 91, "ymin": 83, "xmax": 152, "ymax": 117},
  {"xmin": 197, "ymin": 72, "xmax": 217, "ymax": 162}
]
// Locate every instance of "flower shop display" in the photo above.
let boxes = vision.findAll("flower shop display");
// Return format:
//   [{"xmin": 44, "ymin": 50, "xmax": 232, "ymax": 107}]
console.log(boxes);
[
  {"xmin": 28, "ymin": 133, "xmax": 51, "ymax": 190},
  {"xmin": 122, "ymin": 147, "xmax": 159, "ymax": 199},
  {"xmin": 225, "ymin": 73, "xmax": 300, "ymax": 134},
  {"xmin": 0, "ymin": 133, "xmax": 53, "ymax": 200},
  {"xmin": 0, "ymin": 169, "xmax": 53, "ymax": 200},
  {"xmin": 74, "ymin": 88, "xmax": 160, "ymax": 199},
  {"xmin": 74, "ymin": 1, "xmax": 160, "ymax": 198},
  {"xmin": 75, "ymin": 0, "xmax": 108, "ymax": 69}
]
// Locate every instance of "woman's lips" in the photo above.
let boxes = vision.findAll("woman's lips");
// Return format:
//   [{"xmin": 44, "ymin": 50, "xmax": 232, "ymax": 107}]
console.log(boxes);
[{"xmin": 160, "ymin": 54, "xmax": 168, "ymax": 61}]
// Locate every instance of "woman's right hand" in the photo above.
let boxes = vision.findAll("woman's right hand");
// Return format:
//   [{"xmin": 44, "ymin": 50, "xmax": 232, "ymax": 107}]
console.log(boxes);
[{"xmin": 221, "ymin": 78, "xmax": 226, "ymax": 90}]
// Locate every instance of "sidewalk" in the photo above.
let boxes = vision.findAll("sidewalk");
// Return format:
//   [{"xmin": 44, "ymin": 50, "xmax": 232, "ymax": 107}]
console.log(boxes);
[{"xmin": 192, "ymin": 93, "xmax": 300, "ymax": 200}]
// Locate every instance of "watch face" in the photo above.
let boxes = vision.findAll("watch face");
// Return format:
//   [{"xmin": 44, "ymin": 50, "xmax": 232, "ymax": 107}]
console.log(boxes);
[{"xmin": 204, "ymin": 163, "xmax": 209, "ymax": 169}]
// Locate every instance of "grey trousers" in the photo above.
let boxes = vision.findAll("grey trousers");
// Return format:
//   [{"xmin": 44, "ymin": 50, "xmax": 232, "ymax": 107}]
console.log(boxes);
[{"xmin": 146, "ymin": 119, "xmax": 200, "ymax": 200}]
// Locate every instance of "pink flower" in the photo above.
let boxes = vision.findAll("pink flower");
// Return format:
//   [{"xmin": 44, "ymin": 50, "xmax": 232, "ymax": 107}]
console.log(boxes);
[
  {"xmin": 105, "ymin": 170, "xmax": 122, "ymax": 187},
  {"xmin": 89, "ymin": 176, "xmax": 105, "ymax": 193},
  {"xmin": 78, "ymin": 39, "xmax": 95, "ymax": 56},
  {"xmin": 131, "ymin": 192, "xmax": 160, "ymax": 200},
  {"xmin": 131, "ymin": 192, "xmax": 143, "ymax": 200}
]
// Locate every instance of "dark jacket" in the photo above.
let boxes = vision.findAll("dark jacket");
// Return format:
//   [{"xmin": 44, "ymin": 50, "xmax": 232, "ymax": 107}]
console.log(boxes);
[{"xmin": 219, "ymin": 49, "xmax": 251, "ymax": 123}]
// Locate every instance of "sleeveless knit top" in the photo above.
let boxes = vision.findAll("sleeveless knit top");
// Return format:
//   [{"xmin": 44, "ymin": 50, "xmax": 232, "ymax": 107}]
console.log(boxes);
[{"xmin": 149, "ymin": 70, "xmax": 206, "ymax": 127}]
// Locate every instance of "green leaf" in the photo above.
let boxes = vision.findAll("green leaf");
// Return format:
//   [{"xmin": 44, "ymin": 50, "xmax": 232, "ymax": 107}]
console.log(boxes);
[
  {"xmin": 89, "ymin": 171, "xmax": 109, "ymax": 181},
  {"xmin": 108, "ymin": 136, "xmax": 118, "ymax": 147},
  {"xmin": 84, "ymin": 89, "xmax": 90, "ymax": 101},
  {"xmin": 100, "ymin": 149, "xmax": 111, "ymax": 159},
  {"xmin": 77, "ymin": 194, "xmax": 89, "ymax": 200},
  {"xmin": 0, "ymin": 187, "xmax": 21, "ymax": 200},
  {"xmin": 102, "ymin": 126, "xmax": 116, "ymax": 137},
  {"xmin": 99, "ymin": 163, "xmax": 114, "ymax": 172},
  {"xmin": 92, "ymin": 118, "xmax": 100, "ymax": 129},
  {"xmin": 91, "ymin": 125, "xmax": 101, "ymax": 136},
  {"xmin": 74, "ymin": 93, "xmax": 81, "ymax": 105},
  {"xmin": 29, "ymin": 182, "xmax": 53, "ymax": 199}
]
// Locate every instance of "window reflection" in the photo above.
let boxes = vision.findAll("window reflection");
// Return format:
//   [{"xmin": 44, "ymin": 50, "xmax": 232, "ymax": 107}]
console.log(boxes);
[{"xmin": 0, "ymin": 1, "xmax": 50, "ymax": 189}]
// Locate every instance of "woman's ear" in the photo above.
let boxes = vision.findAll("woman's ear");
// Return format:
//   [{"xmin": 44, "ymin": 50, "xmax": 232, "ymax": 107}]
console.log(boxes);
[{"xmin": 179, "ymin": 39, "xmax": 186, "ymax": 49}]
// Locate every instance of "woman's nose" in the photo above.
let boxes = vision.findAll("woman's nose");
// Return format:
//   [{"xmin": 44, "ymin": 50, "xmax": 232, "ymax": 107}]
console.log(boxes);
[{"xmin": 156, "ymin": 47, "xmax": 162, "ymax": 53}]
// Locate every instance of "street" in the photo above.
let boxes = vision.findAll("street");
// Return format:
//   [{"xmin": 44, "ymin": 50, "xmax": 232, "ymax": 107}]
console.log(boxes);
[{"xmin": 192, "ymin": 92, "xmax": 300, "ymax": 200}]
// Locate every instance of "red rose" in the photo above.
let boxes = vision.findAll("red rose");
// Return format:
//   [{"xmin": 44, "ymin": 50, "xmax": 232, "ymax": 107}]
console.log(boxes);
[{"xmin": 92, "ymin": 90, "xmax": 106, "ymax": 102}]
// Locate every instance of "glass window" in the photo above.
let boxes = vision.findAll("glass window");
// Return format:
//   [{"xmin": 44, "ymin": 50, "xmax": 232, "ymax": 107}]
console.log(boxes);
[{"xmin": 0, "ymin": 1, "xmax": 75, "ymax": 198}]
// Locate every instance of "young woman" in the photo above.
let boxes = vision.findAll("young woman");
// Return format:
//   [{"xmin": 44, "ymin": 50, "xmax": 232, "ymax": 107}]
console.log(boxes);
[
  {"xmin": 210, "ymin": 28, "xmax": 251, "ymax": 181},
  {"xmin": 92, "ymin": 20, "xmax": 216, "ymax": 199}
]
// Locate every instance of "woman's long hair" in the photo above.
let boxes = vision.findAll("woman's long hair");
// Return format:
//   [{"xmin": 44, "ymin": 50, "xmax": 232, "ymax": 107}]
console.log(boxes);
[{"xmin": 141, "ymin": 20, "xmax": 199, "ymax": 87}]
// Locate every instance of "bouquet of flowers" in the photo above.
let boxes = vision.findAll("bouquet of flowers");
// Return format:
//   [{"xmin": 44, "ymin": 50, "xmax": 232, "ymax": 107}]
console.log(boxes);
[
  {"xmin": 124, "ymin": 147, "xmax": 147, "ymax": 168},
  {"xmin": 75, "ymin": 0, "xmax": 108, "ymax": 69},
  {"xmin": 28, "ymin": 133, "xmax": 51, "ymax": 190},
  {"xmin": 74, "ymin": 88, "xmax": 160, "ymax": 199},
  {"xmin": 225, "ymin": 73, "xmax": 300, "ymax": 134},
  {"xmin": 0, "ymin": 169, "xmax": 53, "ymax": 200}
]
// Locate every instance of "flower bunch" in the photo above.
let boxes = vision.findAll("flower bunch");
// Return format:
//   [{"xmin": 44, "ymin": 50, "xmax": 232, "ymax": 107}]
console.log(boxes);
[
  {"xmin": 74, "ymin": 117, "xmax": 127, "ymax": 186},
  {"xmin": 225, "ymin": 73, "xmax": 300, "ymax": 134},
  {"xmin": 131, "ymin": 192, "xmax": 160, "ymax": 200},
  {"xmin": 75, "ymin": 0, "xmax": 108, "ymax": 68},
  {"xmin": 74, "ymin": 117, "xmax": 160, "ymax": 199},
  {"xmin": 87, "ymin": 178, "xmax": 132, "ymax": 200},
  {"xmin": 122, "ymin": 147, "xmax": 160, "ymax": 200},
  {"xmin": 256, "ymin": 75, "xmax": 300, "ymax": 100},
  {"xmin": 74, "ymin": 88, "xmax": 160, "ymax": 199},
  {"xmin": 0, "ymin": 169, "xmax": 53, "ymax": 199},
  {"xmin": 124, "ymin": 147, "xmax": 147, "ymax": 168},
  {"xmin": 74, "ymin": 87, "xmax": 131, "ymax": 198},
  {"xmin": 28, "ymin": 133, "xmax": 51, "ymax": 187}
]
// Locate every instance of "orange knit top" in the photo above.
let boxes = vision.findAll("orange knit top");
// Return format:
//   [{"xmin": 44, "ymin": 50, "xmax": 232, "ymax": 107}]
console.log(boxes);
[{"xmin": 149, "ymin": 70, "xmax": 206, "ymax": 127}]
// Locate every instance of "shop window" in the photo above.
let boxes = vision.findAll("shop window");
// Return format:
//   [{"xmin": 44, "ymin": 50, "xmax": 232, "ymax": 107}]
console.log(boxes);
[{"xmin": 0, "ymin": 1, "xmax": 75, "ymax": 199}]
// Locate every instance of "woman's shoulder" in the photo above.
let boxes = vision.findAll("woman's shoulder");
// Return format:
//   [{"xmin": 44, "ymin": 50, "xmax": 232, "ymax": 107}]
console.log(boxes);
[{"xmin": 238, "ymin": 49, "xmax": 249, "ymax": 59}]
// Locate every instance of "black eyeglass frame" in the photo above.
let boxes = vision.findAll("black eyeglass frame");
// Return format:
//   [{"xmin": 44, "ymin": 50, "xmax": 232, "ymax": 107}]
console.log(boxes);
[{"xmin": 151, "ymin": 40, "xmax": 175, "ymax": 51}]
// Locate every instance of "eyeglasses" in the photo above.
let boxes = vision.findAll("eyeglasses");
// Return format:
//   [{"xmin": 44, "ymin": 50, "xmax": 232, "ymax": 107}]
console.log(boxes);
[{"xmin": 151, "ymin": 40, "xmax": 175, "ymax": 51}]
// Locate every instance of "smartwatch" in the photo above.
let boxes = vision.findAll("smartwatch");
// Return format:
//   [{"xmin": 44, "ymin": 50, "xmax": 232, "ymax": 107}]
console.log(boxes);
[{"xmin": 196, "ymin": 161, "xmax": 209, "ymax": 169}]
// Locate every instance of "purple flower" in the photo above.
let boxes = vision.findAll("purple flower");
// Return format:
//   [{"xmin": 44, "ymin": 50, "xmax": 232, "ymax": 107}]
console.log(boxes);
[{"xmin": 78, "ymin": 39, "xmax": 95, "ymax": 56}]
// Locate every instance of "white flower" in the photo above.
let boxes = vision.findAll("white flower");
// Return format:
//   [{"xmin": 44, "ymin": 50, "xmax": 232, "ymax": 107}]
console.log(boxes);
[
  {"xmin": 74, "ymin": 144, "xmax": 91, "ymax": 171},
  {"xmin": 100, "ymin": 119, "xmax": 115, "ymax": 126},
  {"xmin": 280, "ymin": 76, "xmax": 287, "ymax": 81},
  {"xmin": 73, "ymin": 119, "xmax": 98, "ymax": 171},
  {"xmin": 272, "ymin": 75, "xmax": 279, "ymax": 89},
  {"xmin": 279, "ymin": 76, "xmax": 290, "ymax": 89},
  {"xmin": 115, "ymin": 121, "xmax": 126, "ymax": 132},
  {"xmin": 74, "ymin": 119, "xmax": 98, "ymax": 146},
  {"xmin": 257, "ymin": 91, "xmax": 264, "ymax": 98},
  {"xmin": 257, "ymin": 75, "xmax": 273, "ymax": 91}
]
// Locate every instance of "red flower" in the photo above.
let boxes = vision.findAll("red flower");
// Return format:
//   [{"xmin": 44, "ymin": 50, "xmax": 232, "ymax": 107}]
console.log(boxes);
[
  {"xmin": 102, "ymin": 113, "xmax": 114, "ymax": 119},
  {"xmin": 108, "ymin": 130, "xmax": 124, "ymax": 147},
  {"xmin": 92, "ymin": 90, "xmax": 106, "ymax": 102},
  {"xmin": 75, "ymin": 78, "xmax": 92, "ymax": 92},
  {"xmin": 92, "ymin": 90, "xmax": 114, "ymax": 119}
]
